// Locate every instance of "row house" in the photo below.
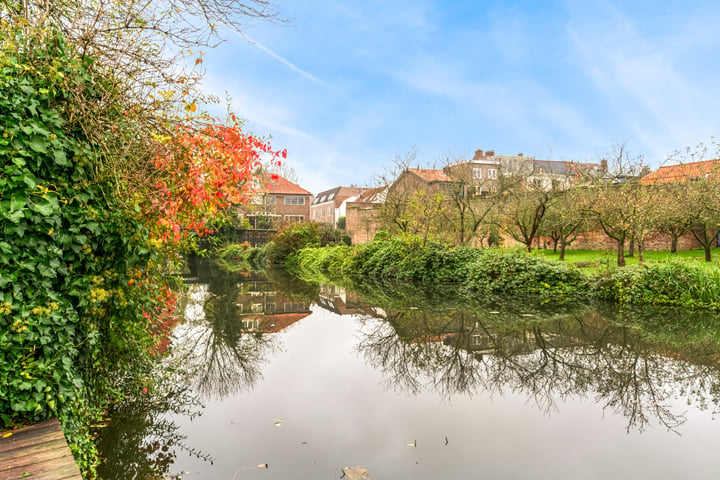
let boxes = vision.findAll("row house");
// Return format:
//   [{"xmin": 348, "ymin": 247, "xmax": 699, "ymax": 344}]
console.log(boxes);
[
  {"xmin": 344, "ymin": 148, "xmax": 601, "ymax": 245},
  {"xmin": 310, "ymin": 186, "xmax": 365, "ymax": 226},
  {"xmin": 445, "ymin": 149, "xmax": 601, "ymax": 193},
  {"xmin": 242, "ymin": 173, "xmax": 313, "ymax": 229}
]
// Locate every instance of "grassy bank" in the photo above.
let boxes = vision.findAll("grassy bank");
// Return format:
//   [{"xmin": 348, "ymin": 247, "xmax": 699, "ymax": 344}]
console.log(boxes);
[
  {"xmin": 534, "ymin": 247, "xmax": 720, "ymax": 272},
  {"xmin": 286, "ymin": 235, "xmax": 720, "ymax": 310}
]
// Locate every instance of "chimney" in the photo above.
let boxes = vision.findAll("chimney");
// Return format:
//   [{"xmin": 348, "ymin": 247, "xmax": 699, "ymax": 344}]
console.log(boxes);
[
  {"xmin": 485, "ymin": 150, "xmax": 495, "ymax": 157},
  {"xmin": 473, "ymin": 149, "xmax": 483, "ymax": 160},
  {"xmin": 517, "ymin": 153, "xmax": 523, "ymax": 157}
]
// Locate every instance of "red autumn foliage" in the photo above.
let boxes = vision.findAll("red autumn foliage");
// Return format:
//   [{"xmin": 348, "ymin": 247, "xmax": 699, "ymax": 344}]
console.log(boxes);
[{"xmin": 148, "ymin": 119, "xmax": 287, "ymax": 242}]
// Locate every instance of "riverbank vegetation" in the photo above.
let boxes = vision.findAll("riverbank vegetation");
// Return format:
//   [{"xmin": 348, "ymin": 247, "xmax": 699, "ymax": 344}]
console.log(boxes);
[
  {"xmin": 0, "ymin": 2, "xmax": 283, "ymax": 476},
  {"xmin": 227, "ymin": 227, "xmax": 720, "ymax": 310},
  {"xmin": 367, "ymin": 144, "xmax": 720, "ymax": 267}
]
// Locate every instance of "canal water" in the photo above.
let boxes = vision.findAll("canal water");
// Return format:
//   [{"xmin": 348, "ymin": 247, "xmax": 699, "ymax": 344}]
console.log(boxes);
[{"xmin": 96, "ymin": 261, "xmax": 720, "ymax": 479}]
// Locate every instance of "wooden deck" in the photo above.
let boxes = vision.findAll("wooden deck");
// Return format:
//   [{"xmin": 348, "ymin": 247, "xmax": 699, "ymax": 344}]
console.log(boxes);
[{"xmin": 0, "ymin": 418, "xmax": 82, "ymax": 480}]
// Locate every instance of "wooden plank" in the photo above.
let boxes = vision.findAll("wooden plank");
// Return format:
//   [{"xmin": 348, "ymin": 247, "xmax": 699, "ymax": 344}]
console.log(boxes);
[
  {"xmin": 0, "ymin": 419, "xmax": 82, "ymax": 480},
  {"xmin": 0, "ymin": 428, "xmax": 65, "ymax": 453}
]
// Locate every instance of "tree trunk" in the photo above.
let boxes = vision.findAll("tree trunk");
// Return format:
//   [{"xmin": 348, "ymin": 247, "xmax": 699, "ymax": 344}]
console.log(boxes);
[
  {"xmin": 670, "ymin": 236, "xmax": 678, "ymax": 254},
  {"xmin": 627, "ymin": 237, "xmax": 635, "ymax": 257},
  {"xmin": 638, "ymin": 241, "xmax": 644, "ymax": 264},
  {"xmin": 617, "ymin": 237, "xmax": 626, "ymax": 267},
  {"xmin": 705, "ymin": 244, "xmax": 712, "ymax": 262},
  {"xmin": 559, "ymin": 238, "xmax": 566, "ymax": 260}
]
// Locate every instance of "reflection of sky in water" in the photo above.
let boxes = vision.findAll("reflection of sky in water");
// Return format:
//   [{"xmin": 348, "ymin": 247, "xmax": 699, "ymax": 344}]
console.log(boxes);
[
  {"xmin": 184, "ymin": 284, "xmax": 209, "ymax": 323},
  {"xmin": 167, "ymin": 307, "xmax": 720, "ymax": 480}
]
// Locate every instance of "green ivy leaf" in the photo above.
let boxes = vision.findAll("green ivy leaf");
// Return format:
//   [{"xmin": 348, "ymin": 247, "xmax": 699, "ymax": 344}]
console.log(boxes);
[{"xmin": 26, "ymin": 135, "xmax": 47, "ymax": 153}]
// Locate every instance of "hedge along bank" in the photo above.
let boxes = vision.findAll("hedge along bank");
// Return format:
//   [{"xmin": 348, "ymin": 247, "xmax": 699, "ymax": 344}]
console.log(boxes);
[
  {"xmin": 287, "ymin": 234, "xmax": 720, "ymax": 310},
  {"xmin": 0, "ymin": 23, "xmax": 284, "ymax": 476}
]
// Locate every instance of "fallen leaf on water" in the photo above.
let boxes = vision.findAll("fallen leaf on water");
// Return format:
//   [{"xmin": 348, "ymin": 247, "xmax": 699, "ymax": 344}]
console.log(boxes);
[
  {"xmin": 341, "ymin": 466, "xmax": 369, "ymax": 479},
  {"xmin": 1, "ymin": 432, "xmax": 12, "ymax": 438},
  {"xmin": 274, "ymin": 418, "xmax": 283, "ymax": 427}
]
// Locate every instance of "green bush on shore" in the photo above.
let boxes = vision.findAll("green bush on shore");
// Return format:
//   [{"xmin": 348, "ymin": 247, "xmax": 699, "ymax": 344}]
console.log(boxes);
[{"xmin": 281, "ymin": 235, "xmax": 720, "ymax": 310}]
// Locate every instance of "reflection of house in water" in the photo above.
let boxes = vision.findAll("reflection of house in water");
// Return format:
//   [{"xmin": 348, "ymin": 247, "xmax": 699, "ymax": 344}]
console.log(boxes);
[
  {"xmin": 443, "ymin": 322, "xmax": 577, "ymax": 358},
  {"xmin": 315, "ymin": 285, "xmax": 387, "ymax": 319},
  {"xmin": 236, "ymin": 277, "xmax": 311, "ymax": 333}
]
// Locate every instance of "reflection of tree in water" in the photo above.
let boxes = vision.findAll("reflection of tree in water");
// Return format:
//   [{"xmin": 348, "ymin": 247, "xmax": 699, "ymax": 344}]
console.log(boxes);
[
  {"xmin": 176, "ymin": 258, "xmax": 319, "ymax": 400},
  {"xmin": 351, "ymin": 282, "xmax": 720, "ymax": 433},
  {"xmin": 96, "ymin": 374, "xmax": 209, "ymax": 480}
]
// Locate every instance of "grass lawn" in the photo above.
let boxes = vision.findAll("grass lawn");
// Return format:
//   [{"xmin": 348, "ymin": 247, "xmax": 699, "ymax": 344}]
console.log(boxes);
[{"xmin": 532, "ymin": 247, "xmax": 720, "ymax": 273}]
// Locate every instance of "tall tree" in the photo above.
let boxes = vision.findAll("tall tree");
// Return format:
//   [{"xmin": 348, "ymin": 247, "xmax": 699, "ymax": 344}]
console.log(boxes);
[
  {"xmin": 498, "ymin": 165, "xmax": 564, "ymax": 253},
  {"xmin": 440, "ymin": 155, "xmax": 500, "ymax": 245},
  {"xmin": 541, "ymin": 187, "xmax": 592, "ymax": 260},
  {"xmin": 590, "ymin": 143, "xmax": 646, "ymax": 267}
]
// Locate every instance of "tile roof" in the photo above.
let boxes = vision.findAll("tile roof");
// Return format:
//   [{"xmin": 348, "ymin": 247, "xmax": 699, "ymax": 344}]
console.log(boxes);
[
  {"xmin": 261, "ymin": 173, "xmax": 312, "ymax": 195},
  {"xmin": 259, "ymin": 312, "xmax": 311, "ymax": 333},
  {"xmin": 639, "ymin": 159, "xmax": 720, "ymax": 185},
  {"xmin": 407, "ymin": 168, "xmax": 455, "ymax": 183},
  {"xmin": 352, "ymin": 186, "xmax": 387, "ymax": 203}
]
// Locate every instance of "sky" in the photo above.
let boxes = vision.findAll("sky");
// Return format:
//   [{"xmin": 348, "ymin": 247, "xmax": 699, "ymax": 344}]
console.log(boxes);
[{"xmin": 199, "ymin": 0, "xmax": 720, "ymax": 195}]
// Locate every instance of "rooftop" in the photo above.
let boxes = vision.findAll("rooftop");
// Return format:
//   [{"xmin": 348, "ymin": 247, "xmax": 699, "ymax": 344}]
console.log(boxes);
[
  {"xmin": 639, "ymin": 159, "xmax": 720, "ymax": 185},
  {"xmin": 407, "ymin": 168, "xmax": 455, "ymax": 183},
  {"xmin": 260, "ymin": 173, "xmax": 312, "ymax": 196}
]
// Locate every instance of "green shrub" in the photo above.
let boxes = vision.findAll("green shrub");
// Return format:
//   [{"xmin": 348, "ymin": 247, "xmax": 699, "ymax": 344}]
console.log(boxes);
[
  {"xmin": 464, "ymin": 251, "xmax": 587, "ymax": 296},
  {"xmin": 592, "ymin": 260, "xmax": 720, "ymax": 308},
  {"xmin": 265, "ymin": 222, "xmax": 320, "ymax": 266}
]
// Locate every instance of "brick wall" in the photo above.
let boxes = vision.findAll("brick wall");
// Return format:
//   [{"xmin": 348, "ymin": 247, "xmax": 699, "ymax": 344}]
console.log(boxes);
[{"xmin": 346, "ymin": 204, "xmax": 381, "ymax": 245}]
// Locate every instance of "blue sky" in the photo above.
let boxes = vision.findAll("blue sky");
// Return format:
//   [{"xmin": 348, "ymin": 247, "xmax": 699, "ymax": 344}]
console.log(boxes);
[{"xmin": 200, "ymin": 0, "xmax": 720, "ymax": 194}]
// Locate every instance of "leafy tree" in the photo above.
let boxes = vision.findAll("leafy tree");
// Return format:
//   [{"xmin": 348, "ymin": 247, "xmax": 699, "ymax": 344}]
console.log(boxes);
[
  {"xmin": 440, "ymin": 155, "xmax": 500, "ymax": 245},
  {"xmin": 0, "ymin": 1, "xmax": 285, "ymax": 476},
  {"xmin": 655, "ymin": 182, "xmax": 694, "ymax": 253},
  {"xmin": 540, "ymin": 188, "xmax": 592, "ymax": 260},
  {"xmin": 590, "ymin": 143, "xmax": 646, "ymax": 267},
  {"xmin": 498, "ymin": 167, "xmax": 564, "ymax": 253},
  {"xmin": 373, "ymin": 149, "xmax": 419, "ymax": 234}
]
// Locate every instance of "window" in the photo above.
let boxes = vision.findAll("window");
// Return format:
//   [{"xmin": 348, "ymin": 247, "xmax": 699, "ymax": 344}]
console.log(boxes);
[
  {"xmin": 284, "ymin": 215, "xmax": 305, "ymax": 223},
  {"xmin": 473, "ymin": 167, "xmax": 483, "ymax": 179},
  {"xmin": 283, "ymin": 302, "xmax": 306, "ymax": 312},
  {"xmin": 488, "ymin": 168, "xmax": 497, "ymax": 179},
  {"xmin": 284, "ymin": 196, "xmax": 305, "ymax": 205},
  {"xmin": 266, "ymin": 196, "xmax": 276, "ymax": 205},
  {"xmin": 242, "ymin": 319, "xmax": 260, "ymax": 330}
]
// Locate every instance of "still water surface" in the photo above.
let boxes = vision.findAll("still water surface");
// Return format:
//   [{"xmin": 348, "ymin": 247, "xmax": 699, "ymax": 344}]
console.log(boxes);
[{"xmin": 97, "ymin": 262, "xmax": 720, "ymax": 479}]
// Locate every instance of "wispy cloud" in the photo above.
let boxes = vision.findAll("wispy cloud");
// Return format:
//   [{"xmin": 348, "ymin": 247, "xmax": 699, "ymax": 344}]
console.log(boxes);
[
  {"xmin": 566, "ymin": 3, "xmax": 720, "ymax": 162},
  {"xmin": 235, "ymin": 32, "xmax": 329, "ymax": 88}
]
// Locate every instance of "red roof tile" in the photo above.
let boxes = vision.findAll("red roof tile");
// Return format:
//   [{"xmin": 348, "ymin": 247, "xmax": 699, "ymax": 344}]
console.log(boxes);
[
  {"xmin": 259, "ymin": 312, "xmax": 311, "ymax": 333},
  {"xmin": 408, "ymin": 168, "xmax": 455, "ymax": 183},
  {"xmin": 639, "ymin": 159, "xmax": 720, "ymax": 184},
  {"xmin": 260, "ymin": 173, "xmax": 312, "ymax": 195}
]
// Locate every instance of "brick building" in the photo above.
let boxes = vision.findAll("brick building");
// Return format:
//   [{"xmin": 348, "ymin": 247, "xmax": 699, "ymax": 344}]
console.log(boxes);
[{"xmin": 242, "ymin": 173, "xmax": 312, "ymax": 229}]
